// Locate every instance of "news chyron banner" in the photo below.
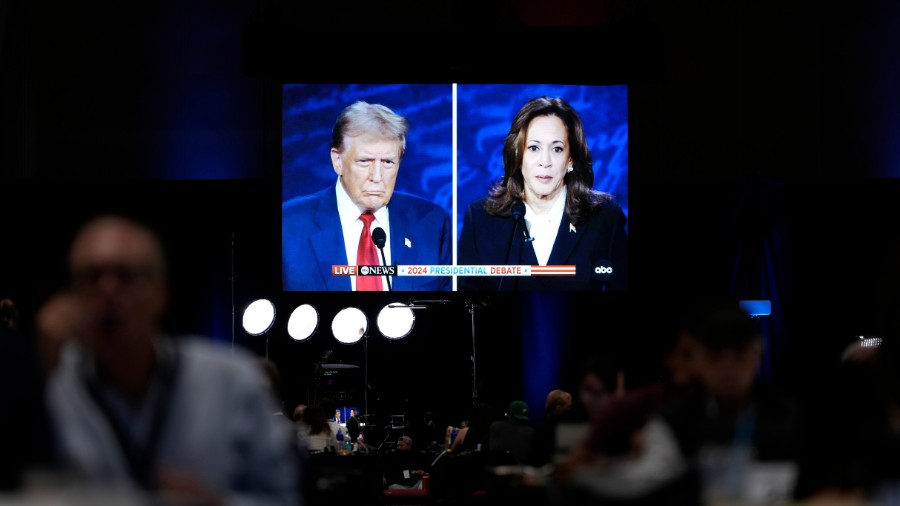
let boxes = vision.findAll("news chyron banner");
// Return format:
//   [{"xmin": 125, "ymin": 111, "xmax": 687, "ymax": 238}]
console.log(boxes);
[{"xmin": 331, "ymin": 265, "xmax": 576, "ymax": 277}]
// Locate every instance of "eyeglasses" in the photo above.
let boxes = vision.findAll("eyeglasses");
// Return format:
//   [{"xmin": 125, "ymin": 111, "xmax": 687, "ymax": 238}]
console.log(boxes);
[{"xmin": 72, "ymin": 264, "xmax": 157, "ymax": 288}]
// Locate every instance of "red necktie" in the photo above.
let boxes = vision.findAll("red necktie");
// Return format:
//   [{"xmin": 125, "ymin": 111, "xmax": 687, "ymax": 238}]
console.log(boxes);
[{"xmin": 356, "ymin": 212, "xmax": 383, "ymax": 291}]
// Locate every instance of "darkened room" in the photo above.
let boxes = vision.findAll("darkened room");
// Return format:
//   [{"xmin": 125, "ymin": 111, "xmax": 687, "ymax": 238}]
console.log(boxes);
[{"xmin": 4, "ymin": 1, "xmax": 900, "ymax": 504}]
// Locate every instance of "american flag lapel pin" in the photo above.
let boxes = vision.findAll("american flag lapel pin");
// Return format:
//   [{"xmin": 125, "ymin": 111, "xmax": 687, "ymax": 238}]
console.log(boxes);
[{"xmin": 405, "ymin": 237, "xmax": 412, "ymax": 248}]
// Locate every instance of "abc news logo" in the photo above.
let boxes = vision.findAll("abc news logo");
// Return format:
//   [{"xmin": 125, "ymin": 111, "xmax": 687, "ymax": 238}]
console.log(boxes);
[
  {"xmin": 331, "ymin": 265, "xmax": 397, "ymax": 276},
  {"xmin": 594, "ymin": 263, "xmax": 614, "ymax": 282},
  {"xmin": 358, "ymin": 265, "xmax": 397, "ymax": 276}
]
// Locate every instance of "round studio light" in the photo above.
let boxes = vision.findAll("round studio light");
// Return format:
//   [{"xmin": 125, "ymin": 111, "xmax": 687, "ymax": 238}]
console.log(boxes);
[
  {"xmin": 331, "ymin": 307, "xmax": 367, "ymax": 345},
  {"xmin": 287, "ymin": 304, "xmax": 319, "ymax": 341},
  {"xmin": 377, "ymin": 303, "xmax": 415, "ymax": 340},
  {"xmin": 242, "ymin": 299, "xmax": 275, "ymax": 336}
]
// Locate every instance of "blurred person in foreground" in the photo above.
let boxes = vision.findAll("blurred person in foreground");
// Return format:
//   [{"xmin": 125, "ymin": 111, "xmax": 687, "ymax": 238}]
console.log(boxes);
[
  {"xmin": 556, "ymin": 302, "xmax": 802, "ymax": 505},
  {"xmin": 547, "ymin": 315, "xmax": 705, "ymax": 504},
  {"xmin": 659, "ymin": 302, "xmax": 801, "ymax": 504},
  {"xmin": 552, "ymin": 386, "xmax": 679, "ymax": 506},
  {"xmin": 797, "ymin": 241, "xmax": 900, "ymax": 504},
  {"xmin": 0, "ymin": 298, "xmax": 54, "ymax": 491},
  {"xmin": 45, "ymin": 215, "xmax": 301, "ymax": 505},
  {"xmin": 457, "ymin": 96, "xmax": 628, "ymax": 291},
  {"xmin": 292, "ymin": 404, "xmax": 309, "ymax": 449},
  {"xmin": 526, "ymin": 354, "xmax": 621, "ymax": 468},
  {"xmin": 34, "ymin": 290, "xmax": 82, "ymax": 376}
]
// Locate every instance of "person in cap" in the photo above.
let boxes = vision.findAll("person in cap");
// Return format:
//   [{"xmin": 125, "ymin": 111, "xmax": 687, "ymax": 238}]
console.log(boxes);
[{"xmin": 488, "ymin": 400, "xmax": 536, "ymax": 464}]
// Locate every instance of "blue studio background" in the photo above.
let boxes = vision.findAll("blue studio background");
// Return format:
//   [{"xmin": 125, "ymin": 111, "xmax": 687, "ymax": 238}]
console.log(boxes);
[
  {"xmin": 455, "ymin": 83, "xmax": 628, "ymax": 242},
  {"xmin": 282, "ymin": 84, "xmax": 454, "ymax": 217}
]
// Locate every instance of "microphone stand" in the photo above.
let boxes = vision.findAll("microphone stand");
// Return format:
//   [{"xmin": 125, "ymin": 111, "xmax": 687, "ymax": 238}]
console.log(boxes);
[
  {"xmin": 466, "ymin": 299, "xmax": 481, "ymax": 406},
  {"xmin": 515, "ymin": 226, "xmax": 528, "ymax": 292},
  {"xmin": 499, "ymin": 217, "xmax": 522, "ymax": 291},
  {"xmin": 377, "ymin": 247, "xmax": 392, "ymax": 291},
  {"xmin": 502, "ymin": 218, "xmax": 520, "ymax": 266},
  {"xmin": 364, "ymin": 331, "xmax": 369, "ymax": 426}
]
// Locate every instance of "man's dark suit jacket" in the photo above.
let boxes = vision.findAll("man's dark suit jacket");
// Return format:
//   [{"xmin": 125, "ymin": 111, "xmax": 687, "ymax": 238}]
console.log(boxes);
[
  {"xmin": 282, "ymin": 186, "xmax": 452, "ymax": 291},
  {"xmin": 457, "ymin": 196, "xmax": 627, "ymax": 291}
]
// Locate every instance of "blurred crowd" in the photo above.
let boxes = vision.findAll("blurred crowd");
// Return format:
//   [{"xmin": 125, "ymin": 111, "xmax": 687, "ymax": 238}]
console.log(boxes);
[{"xmin": 4, "ymin": 214, "xmax": 900, "ymax": 506}]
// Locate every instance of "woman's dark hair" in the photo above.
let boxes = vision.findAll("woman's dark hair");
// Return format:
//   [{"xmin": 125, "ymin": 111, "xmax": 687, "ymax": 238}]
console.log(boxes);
[
  {"xmin": 304, "ymin": 406, "xmax": 331, "ymax": 436},
  {"xmin": 459, "ymin": 402, "xmax": 494, "ymax": 451},
  {"xmin": 483, "ymin": 96, "xmax": 614, "ymax": 225}
]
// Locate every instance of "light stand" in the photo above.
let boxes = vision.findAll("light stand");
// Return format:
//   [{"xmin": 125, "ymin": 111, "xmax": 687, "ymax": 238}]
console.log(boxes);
[
  {"xmin": 310, "ymin": 350, "xmax": 332, "ymax": 406},
  {"xmin": 242, "ymin": 298, "xmax": 275, "ymax": 359},
  {"xmin": 465, "ymin": 299, "xmax": 481, "ymax": 406},
  {"xmin": 393, "ymin": 298, "xmax": 482, "ymax": 406},
  {"xmin": 364, "ymin": 330, "xmax": 369, "ymax": 426}
]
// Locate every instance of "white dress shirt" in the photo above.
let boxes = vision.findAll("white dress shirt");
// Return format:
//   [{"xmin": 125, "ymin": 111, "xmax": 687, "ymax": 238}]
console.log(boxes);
[
  {"xmin": 335, "ymin": 179, "xmax": 392, "ymax": 291},
  {"xmin": 524, "ymin": 186, "xmax": 567, "ymax": 266}
]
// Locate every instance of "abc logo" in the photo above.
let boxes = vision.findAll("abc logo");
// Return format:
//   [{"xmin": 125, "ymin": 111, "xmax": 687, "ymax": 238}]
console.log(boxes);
[
  {"xmin": 593, "ymin": 263, "xmax": 614, "ymax": 282},
  {"xmin": 359, "ymin": 266, "xmax": 370, "ymax": 275}
]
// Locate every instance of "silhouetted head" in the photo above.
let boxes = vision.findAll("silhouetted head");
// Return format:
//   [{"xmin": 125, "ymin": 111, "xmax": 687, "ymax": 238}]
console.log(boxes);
[
  {"xmin": 689, "ymin": 302, "xmax": 762, "ymax": 402},
  {"xmin": 67, "ymin": 215, "xmax": 168, "ymax": 368}
]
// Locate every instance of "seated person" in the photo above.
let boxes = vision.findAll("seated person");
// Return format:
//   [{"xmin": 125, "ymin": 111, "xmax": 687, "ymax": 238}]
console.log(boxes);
[
  {"xmin": 383, "ymin": 436, "xmax": 429, "ymax": 490},
  {"xmin": 557, "ymin": 302, "xmax": 802, "ymax": 505},
  {"xmin": 450, "ymin": 403, "xmax": 494, "ymax": 453},
  {"xmin": 545, "ymin": 389, "xmax": 573, "ymax": 417},
  {"xmin": 489, "ymin": 400, "xmax": 535, "ymax": 464},
  {"xmin": 303, "ymin": 406, "xmax": 338, "ymax": 454}
]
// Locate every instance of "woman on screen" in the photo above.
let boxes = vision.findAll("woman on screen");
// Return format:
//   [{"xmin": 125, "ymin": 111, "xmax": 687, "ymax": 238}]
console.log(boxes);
[{"xmin": 457, "ymin": 96, "xmax": 627, "ymax": 291}]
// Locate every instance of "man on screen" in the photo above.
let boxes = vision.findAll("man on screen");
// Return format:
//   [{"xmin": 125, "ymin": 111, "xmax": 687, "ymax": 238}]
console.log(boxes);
[{"xmin": 283, "ymin": 101, "xmax": 452, "ymax": 291}]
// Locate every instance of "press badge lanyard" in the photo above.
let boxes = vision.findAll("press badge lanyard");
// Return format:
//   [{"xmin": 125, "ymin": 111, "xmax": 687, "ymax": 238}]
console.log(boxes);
[{"xmin": 82, "ymin": 340, "xmax": 181, "ymax": 490}]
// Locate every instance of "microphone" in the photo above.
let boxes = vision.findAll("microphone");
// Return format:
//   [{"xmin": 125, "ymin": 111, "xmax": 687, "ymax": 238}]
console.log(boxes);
[
  {"xmin": 503, "ymin": 203, "xmax": 525, "ymax": 265},
  {"xmin": 372, "ymin": 227, "xmax": 386, "ymax": 250},
  {"xmin": 500, "ymin": 202, "xmax": 527, "ymax": 291},
  {"xmin": 512, "ymin": 201, "xmax": 534, "ymax": 243},
  {"xmin": 371, "ymin": 227, "xmax": 392, "ymax": 291},
  {"xmin": 511, "ymin": 201, "xmax": 525, "ymax": 221}
]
